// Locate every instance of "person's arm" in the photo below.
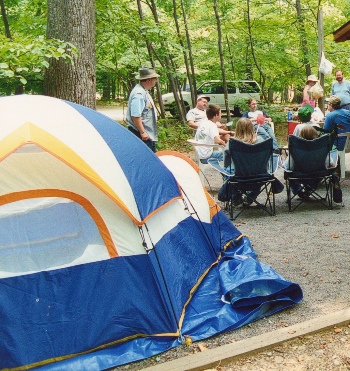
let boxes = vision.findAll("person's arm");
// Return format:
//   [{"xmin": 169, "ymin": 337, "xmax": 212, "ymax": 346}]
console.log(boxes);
[
  {"xmin": 302, "ymin": 85, "xmax": 310, "ymax": 103},
  {"xmin": 130, "ymin": 94, "xmax": 150, "ymax": 140},
  {"xmin": 214, "ymin": 135, "xmax": 225, "ymax": 146},
  {"xmin": 187, "ymin": 120, "xmax": 199, "ymax": 129},
  {"xmin": 323, "ymin": 114, "xmax": 333, "ymax": 132},
  {"xmin": 131, "ymin": 116, "xmax": 150, "ymax": 140},
  {"xmin": 186, "ymin": 110, "xmax": 199, "ymax": 129},
  {"xmin": 218, "ymin": 128, "xmax": 234, "ymax": 136},
  {"xmin": 262, "ymin": 111, "xmax": 272, "ymax": 122}
]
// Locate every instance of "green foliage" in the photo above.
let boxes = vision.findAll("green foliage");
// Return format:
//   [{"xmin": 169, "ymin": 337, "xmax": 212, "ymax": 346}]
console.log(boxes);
[
  {"xmin": 0, "ymin": 35, "xmax": 77, "ymax": 94},
  {"xmin": 157, "ymin": 119, "xmax": 193, "ymax": 151}
]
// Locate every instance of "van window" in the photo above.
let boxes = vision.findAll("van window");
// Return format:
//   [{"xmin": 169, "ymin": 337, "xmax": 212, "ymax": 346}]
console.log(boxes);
[{"xmin": 238, "ymin": 82, "xmax": 260, "ymax": 93}]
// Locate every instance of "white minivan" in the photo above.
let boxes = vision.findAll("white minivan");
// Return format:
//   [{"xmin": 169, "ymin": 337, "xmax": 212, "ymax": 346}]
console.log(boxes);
[{"xmin": 162, "ymin": 80, "xmax": 262, "ymax": 116}]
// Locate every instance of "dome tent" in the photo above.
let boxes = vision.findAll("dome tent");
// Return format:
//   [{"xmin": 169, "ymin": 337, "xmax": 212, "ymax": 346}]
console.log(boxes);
[{"xmin": 0, "ymin": 95, "xmax": 302, "ymax": 370}]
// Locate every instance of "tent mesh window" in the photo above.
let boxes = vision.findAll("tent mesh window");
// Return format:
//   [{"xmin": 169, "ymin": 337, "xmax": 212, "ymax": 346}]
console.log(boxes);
[{"xmin": 0, "ymin": 197, "xmax": 108, "ymax": 277}]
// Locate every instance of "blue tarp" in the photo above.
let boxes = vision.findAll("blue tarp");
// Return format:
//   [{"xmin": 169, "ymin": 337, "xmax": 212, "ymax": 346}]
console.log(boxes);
[{"xmin": 37, "ymin": 235, "xmax": 302, "ymax": 370}]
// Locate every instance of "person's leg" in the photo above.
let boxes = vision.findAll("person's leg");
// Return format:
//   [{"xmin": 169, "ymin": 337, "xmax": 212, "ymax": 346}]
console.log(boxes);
[
  {"xmin": 209, "ymin": 150, "xmax": 223, "ymax": 162},
  {"xmin": 261, "ymin": 123, "xmax": 279, "ymax": 150}
]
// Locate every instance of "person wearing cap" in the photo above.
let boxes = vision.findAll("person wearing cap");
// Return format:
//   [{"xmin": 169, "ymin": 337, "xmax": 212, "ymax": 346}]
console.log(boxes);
[
  {"xmin": 126, "ymin": 67, "xmax": 160, "ymax": 152},
  {"xmin": 187, "ymin": 95, "xmax": 232, "ymax": 142},
  {"xmin": 323, "ymin": 95, "xmax": 350, "ymax": 150},
  {"xmin": 293, "ymin": 104, "xmax": 320, "ymax": 137},
  {"xmin": 302, "ymin": 75, "xmax": 318, "ymax": 108},
  {"xmin": 186, "ymin": 95, "xmax": 211, "ymax": 129},
  {"xmin": 331, "ymin": 70, "xmax": 350, "ymax": 111}
]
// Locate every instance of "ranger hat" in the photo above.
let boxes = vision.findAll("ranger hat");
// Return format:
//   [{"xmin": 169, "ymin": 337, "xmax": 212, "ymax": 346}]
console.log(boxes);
[
  {"xmin": 135, "ymin": 67, "xmax": 160, "ymax": 80},
  {"xmin": 298, "ymin": 104, "xmax": 314, "ymax": 122}
]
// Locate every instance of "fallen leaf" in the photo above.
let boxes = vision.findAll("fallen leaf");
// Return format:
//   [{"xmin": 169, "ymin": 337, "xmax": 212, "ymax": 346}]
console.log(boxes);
[
  {"xmin": 198, "ymin": 343, "xmax": 208, "ymax": 352},
  {"xmin": 331, "ymin": 234, "xmax": 339, "ymax": 238}
]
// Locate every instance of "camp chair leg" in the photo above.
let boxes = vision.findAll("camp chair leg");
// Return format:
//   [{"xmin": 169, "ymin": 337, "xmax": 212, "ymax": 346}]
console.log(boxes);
[
  {"xmin": 228, "ymin": 181, "xmax": 276, "ymax": 220},
  {"xmin": 285, "ymin": 176, "xmax": 334, "ymax": 212}
]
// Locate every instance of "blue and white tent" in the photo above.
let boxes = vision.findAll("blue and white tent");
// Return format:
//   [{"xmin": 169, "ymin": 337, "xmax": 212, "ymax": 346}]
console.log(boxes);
[{"xmin": 0, "ymin": 95, "xmax": 302, "ymax": 370}]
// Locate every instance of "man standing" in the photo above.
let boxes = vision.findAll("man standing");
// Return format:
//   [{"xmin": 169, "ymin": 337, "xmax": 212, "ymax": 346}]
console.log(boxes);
[
  {"xmin": 331, "ymin": 70, "xmax": 350, "ymax": 110},
  {"xmin": 126, "ymin": 67, "xmax": 159, "ymax": 152},
  {"xmin": 323, "ymin": 95, "xmax": 350, "ymax": 150}
]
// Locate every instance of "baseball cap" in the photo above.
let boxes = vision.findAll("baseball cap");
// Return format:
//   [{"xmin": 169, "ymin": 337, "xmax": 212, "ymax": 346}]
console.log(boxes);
[
  {"xmin": 197, "ymin": 95, "xmax": 210, "ymax": 102},
  {"xmin": 298, "ymin": 104, "xmax": 314, "ymax": 122},
  {"xmin": 328, "ymin": 95, "xmax": 341, "ymax": 106}
]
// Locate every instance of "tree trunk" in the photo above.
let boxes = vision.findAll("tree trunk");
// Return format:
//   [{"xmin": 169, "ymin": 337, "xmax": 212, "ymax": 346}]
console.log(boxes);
[
  {"xmin": 145, "ymin": 0, "xmax": 186, "ymax": 123},
  {"xmin": 0, "ymin": 0, "xmax": 12, "ymax": 39},
  {"xmin": 295, "ymin": 0, "xmax": 311, "ymax": 78},
  {"xmin": 136, "ymin": 0, "xmax": 169, "ymax": 121},
  {"xmin": 246, "ymin": 0, "xmax": 267, "ymax": 101},
  {"xmin": 180, "ymin": 0, "xmax": 196, "ymax": 107},
  {"xmin": 44, "ymin": 0, "xmax": 96, "ymax": 109},
  {"xmin": 213, "ymin": 0, "xmax": 231, "ymax": 122},
  {"xmin": 173, "ymin": 0, "xmax": 194, "ymax": 107},
  {"xmin": 226, "ymin": 35, "xmax": 235, "ymax": 78}
]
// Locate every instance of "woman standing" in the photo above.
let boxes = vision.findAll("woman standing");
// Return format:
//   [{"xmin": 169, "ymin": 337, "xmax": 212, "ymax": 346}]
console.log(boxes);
[{"xmin": 302, "ymin": 75, "xmax": 318, "ymax": 107}]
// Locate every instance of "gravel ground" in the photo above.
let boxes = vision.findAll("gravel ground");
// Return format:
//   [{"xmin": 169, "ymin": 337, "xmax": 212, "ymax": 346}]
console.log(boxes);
[{"xmin": 114, "ymin": 156, "xmax": 350, "ymax": 371}]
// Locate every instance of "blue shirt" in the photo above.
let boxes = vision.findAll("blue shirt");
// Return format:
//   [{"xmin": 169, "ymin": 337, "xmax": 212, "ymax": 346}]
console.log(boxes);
[
  {"xmin": 331, "ymin": 80, "xmax": 350, "ymax": 106},
  {"xmin": 323, "ymin": 108, "xmax": 350, "ymax": 150}
]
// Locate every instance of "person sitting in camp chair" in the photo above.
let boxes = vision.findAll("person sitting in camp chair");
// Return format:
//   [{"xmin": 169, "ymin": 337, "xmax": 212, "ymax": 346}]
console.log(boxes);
[
  {"xmin": 293, "ymin": 104, "xmax": 320, "ymax": 137},
  {"xmin": 194, "ymin": 104, "xmax": 232, "ymax": 163},
  {"xmin": 221, "ymin": 118, "xmax": 283, "ymax": 209},
  {"xmin": 242, "ymin": 98, "xmax": 279, "ymax": 150},
  {"xmin": 284, "ymin": 126, "xmax": 338, "ymax": 199}
]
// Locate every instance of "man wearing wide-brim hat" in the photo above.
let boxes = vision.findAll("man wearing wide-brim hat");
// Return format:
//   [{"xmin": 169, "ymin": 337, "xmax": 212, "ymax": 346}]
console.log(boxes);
[{"xmin": 126, "ymin": 67, "xmax": 160, "ymax": 152}]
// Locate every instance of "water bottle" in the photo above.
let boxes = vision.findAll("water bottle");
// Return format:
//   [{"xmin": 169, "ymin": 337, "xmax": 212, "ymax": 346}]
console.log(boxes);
[{"xmin": 287, "ymin": 110, "xmax": 293, "ymax": 121}]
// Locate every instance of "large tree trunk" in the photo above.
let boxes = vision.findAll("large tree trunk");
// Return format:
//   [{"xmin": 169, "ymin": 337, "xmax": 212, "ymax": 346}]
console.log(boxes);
[{"xmin": 44, "ymin": 0, "xmax": 96, "ymax": 109}]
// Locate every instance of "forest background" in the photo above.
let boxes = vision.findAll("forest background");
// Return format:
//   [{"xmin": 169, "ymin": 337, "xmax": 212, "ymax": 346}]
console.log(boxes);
[{"xmin": 1, "ymin": 0, "xmax": 350, "ymax": 149}]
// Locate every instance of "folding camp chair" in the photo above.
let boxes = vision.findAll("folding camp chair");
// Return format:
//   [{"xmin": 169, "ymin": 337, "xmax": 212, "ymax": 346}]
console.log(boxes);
[
  {"xmin": 208, "ymin": 137, "xmax": 278, "ymax": 220},
  {"xmin": 284, "ymin": 134, "xmax": 337, "ymax": 212},
  {"xmin": 187, "ymin": 139, "xmax": 225, "ymax": 184},
  {"xmin": 315, "ymin": 125, "xmax": 350, "ymax": 178}
]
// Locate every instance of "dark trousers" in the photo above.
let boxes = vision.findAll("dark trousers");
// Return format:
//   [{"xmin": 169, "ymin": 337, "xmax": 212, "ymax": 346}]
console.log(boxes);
[{"xmin": 128, "ymin": 126, "xmax": 157, "ymax": 153}]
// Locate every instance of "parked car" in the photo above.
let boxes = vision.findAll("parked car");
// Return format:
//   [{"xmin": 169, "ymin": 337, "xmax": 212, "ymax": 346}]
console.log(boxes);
[{"xmin": 162, "ymin": 80, "xmax": 263, "ymax": 117}]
